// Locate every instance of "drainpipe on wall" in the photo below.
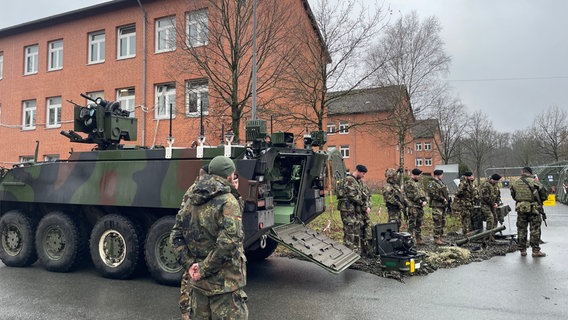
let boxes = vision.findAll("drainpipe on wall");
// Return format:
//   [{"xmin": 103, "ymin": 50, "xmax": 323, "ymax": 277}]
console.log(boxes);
[{"xmin": 137, "ymin": 0, "xmax": 148, "ymax": 146}]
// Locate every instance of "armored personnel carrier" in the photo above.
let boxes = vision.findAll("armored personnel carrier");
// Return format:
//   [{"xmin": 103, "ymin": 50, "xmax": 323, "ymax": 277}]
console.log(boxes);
[{"xmin": 0, "ymin": 95, "xmax": 358, "ymax": 285}]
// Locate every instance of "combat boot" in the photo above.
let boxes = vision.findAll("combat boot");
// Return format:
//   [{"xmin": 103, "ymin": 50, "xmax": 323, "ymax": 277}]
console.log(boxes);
[
  {"xmin": 434, "ymin": 237, "xmax": 447, "ymax": 245},
  {"xmin": 415, "ymin": 236, "xmax": 425, "ymax": 246},
  {"xmin": 520, "ymin": 249, "xmax": 527, "ymax": 257},
  {"xmin": 532, "ymin": 250, "xmax": 546, "ymax": 258}
]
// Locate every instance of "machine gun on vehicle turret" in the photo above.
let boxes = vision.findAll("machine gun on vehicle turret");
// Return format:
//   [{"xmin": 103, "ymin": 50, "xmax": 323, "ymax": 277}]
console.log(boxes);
[{"xmin": 61, "ymin": 93, "xmax": 137, "ymax": 150}]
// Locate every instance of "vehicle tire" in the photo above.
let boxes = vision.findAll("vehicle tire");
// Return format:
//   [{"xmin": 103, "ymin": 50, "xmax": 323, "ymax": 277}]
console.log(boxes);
[
  {"xmin": 245, "ymin": 237, "xmax": 278, "ymax": 262},
  {"xmin": 144, "ymin": 216, "xmax": 183, "ymax": 286},
  {"xmin": 0, "ymin": 210, "xmax": 38, "ymax": 267},
  {"xmin": 35, "ymin": 211, "xmax": 83, "ymax": 272},
  {"xmin": 89, "ymin": 214, "xmax": 141, "ymax": 279}
]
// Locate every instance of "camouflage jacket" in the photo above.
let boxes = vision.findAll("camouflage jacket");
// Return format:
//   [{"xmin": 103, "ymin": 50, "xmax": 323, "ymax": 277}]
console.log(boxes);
[
  {"xmin": 170, "ymin": 174, "xmax": 246, "ymax": 296},
  {"xmin": 427, "ymin": 179, "xmax": 449, "ymax": 208},
  {"xmin": 454, "ymin": 179, "xmax": 478, "ymax": 206},
  {"xmin": 404, "ymin": 178, "xmax": 427, "ymax": 208},
  {"xmin": 336, "ymin": 174, "xmax": 366, "ymax": 212},
  {"xmin": 382, "ymin": 179, "xmax": 405, "ymax": 209},
  {"xmin": 480, "ymin": 181, "xmax": 501, "ymax": 206}
]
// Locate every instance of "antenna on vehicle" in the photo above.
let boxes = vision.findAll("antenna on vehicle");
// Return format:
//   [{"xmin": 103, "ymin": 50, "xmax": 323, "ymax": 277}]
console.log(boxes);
[{"xmin": 165, "ymin": 103, "xmax": 174, "ymax": 159}]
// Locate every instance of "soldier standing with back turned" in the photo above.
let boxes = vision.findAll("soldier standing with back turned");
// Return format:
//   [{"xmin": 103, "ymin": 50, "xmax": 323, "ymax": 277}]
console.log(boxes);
[
  {"xmin": 510, "ymin": 166, "xmax": 547, "ymax": 257},
  {"xmin": 453, "ymin": 171, "xmax": 478, "ymax": 234},
  {"xmin": 479, "ymin": 173, "xmax": 502, "ymax": 241},
  {"xmin": 428, "ymin": 169, "xmax": 450, "ymax": 245},
  {"xmin": 337, "ymin": 165, "xmax": 370, "ymax": 253},
  {"xmin": 382, "ymin": 168, "xmax": 406, "ymax": 226},
  {"xmin": 404, "ymin": 168, "xmax": 428, "ymax": 245}
]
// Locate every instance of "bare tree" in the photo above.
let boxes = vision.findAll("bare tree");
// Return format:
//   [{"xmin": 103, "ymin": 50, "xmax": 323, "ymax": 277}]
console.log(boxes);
[
  {"xmin": 511, "ymin": 129, "xmax": 540, "ymax": 166},
  {"xmin": 368, "ymin": 11, "xmax": 451, "ymax": 115},
  {"xmin": 172, "ymin": 0, "xmax": 294, "ymax": 141},
  {"xmin": 462, "ymin": 111, "xmax": 498, "ymax": 183},
  {"xmin": 426, "ymin": 88, "xmax": 468, "ymax": 164},
  {"xmin": 531, "ymin": 105, "xmax": 568, "ymax": 162},
  {"xmin": 272, "ymin": 0, "xmax": 388, "ymax": 133}
]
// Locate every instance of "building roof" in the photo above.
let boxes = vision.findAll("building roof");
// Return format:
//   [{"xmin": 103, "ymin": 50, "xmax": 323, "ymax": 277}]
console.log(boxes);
[
  {"xmin": 413, "ymin": 119, "xmax": 440, "ymax": 139},
  {"xmin": 327, "ymin": 85, "xmax": 409, "ymax": 115}
]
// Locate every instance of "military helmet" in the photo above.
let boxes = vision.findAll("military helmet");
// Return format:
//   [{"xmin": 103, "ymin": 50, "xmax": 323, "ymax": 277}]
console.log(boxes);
[{"xmin": 385, "ymin": 168, "xmax": 397, "ymax": 178}]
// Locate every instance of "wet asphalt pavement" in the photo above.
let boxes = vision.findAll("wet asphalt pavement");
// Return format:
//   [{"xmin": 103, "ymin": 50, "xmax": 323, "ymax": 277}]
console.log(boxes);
[{"xmin": 0, "ymin": 188, "xmax": 567, "ymax": 320}]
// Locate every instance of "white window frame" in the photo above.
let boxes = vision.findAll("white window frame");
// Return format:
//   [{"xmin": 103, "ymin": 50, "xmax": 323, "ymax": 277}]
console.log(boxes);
[
  {"xmin": 46, "ymin": 96, "xmax": 62, "ymax": 128},
  {"xmin": 415, "ymin": 158, "xmax": 423, "ymax": 167},
  {"xmin": 44, "ymin": 154, "xmax": 60, "ymax": 162},
  {"xmin": 48, "ymin": 39, "xmax": 63, "ymax": 71},
  {"xmin": 155, "ymin": 84, "xmax": 176, "ymax": 119},
  {"xmin": 19, "ymin": 156, "xmax": 34, "ymax": 163},
  {"xmin": 425, "ymin": 158, "xmax": 432, "ymax": 166},
  {"xmin": 156, "ymin": 16, "xmax": 176, "ymax": 53},
  {"xmin": 117, "ymin": 25, "xmax": 136, "ymax": 59},
  {"xmin": 185, "ymin": 80, "xmax": 208, "ymax": 117},
  {"xmin": 340, "ymin": 145, "xmax": 350, "ymax": 158},
  {"xmin": 415, "ymin": 142, "xmax": 422, "ymax": 151},
  {"xmin": 0, "ymin": 52, "xmax": 4, "ymax": 79},
  {"xmin": 88, "ymin": 31, "xmax": 106, "ymax": 64},
  {"xmin": 326, "ymin": 122, "xmax": 336, "ymax": 134},
  {"xmin": 22, "ymin": 100, "xmax": 37, "ymax": 130},
  {"xmin": 117, "ymin": 88, "xmax": 136, "ymax": 118},
  {"xmin": 186, "ymin": 10, "xmax": 208, "ymax": 47},
  {"xmin": 24, "ymin": 45, "xmax": 39, "ymax": 75},
  {"xmin": 86, "ymin": 91, "xmax": 104, "ymax": 104},
  {"xmin": 424, "ymin": 142, "xmax": 432, "ymax": 151},
  {"xmin": 338, "ymin": 121, "xmax": 349, "ymax": 134}
]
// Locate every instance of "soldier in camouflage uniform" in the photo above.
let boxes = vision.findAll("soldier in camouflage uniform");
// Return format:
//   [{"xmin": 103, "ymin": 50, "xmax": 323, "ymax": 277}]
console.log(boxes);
[
  {"xmin": 170, "ymin": 156, "xmax": 248, "ymax": 319},
  {"xmin": 336, "ymin": 164, "xmax": 370, "ymax": 253},
  {"xmin": 510, "ymin": 167, "xmax": 547, "ymax": 257},
  {"xmin": 382, "ymin": 168, "xmax": 406, "ymax": 225},
  {"xmin": 480, "ymin": 173, "xmax": 502, "ymax": 240},
  {"xmin": 427, "ymin": 169, "xmax": 450, "ymax": 245},
  {"xmin": 453, "ymin": 171, "xmax": 479, "ymax": 234},
  {"xmin": 173, "ymin": 165, "xmax": 208, "ymax": 319},
  {"xmin": 359, "ymin": 182, "xmax": 374, "ymax": 257},
  {"xmin": 404, "ymin": 168, "xmax": 428, "ymax": 245}
]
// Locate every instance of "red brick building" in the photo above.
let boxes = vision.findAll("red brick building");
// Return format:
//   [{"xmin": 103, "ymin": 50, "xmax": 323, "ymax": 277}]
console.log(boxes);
[
  {"xmin": 0, "ymin": 0, "xmax": 321, "ymax": 166},
  {"xmin": 326, "ymin": 86, "xmax": 442, "ymax": 186}
]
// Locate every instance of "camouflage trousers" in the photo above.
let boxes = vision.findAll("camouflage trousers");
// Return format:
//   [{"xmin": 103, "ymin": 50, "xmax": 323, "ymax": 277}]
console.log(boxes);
[
  {"xmin": 516, "ymin": 208, "xmax": 542, "ymax": 252},
  {"xmin": 455, "ymin": 205, "xmax": 473, "ymax": 234},
  {"xmin": 340, "ymin": 210, "xmax": 371, "ymax": 254},
  {"xmin": 431, "ymin": 207, "xmax": 446, "ymax": 238},
  {"xmin": 179, "ymin": 269, "xmax": 192, "ymax": 316},
  {"xmin": 190, "ymin": 288, "xmax": 248, "ymax": 320},
  {"xmin": 359, "ymin": 212, "xmax": 373, "ymax": 257},
  {"xmin": 386, "ymin": 207, "xmax": 403, "ymax": 226},
  {"xmin": 471, "ymin": 205, "xmax": 484, "ymax": 231},
  {"xmin": 407, "ymin": 207, "xmax": 424, "ymax": 239},
  {"xmin": 480, "ymin": 204, "xmax": 496, "ymax": 230}
]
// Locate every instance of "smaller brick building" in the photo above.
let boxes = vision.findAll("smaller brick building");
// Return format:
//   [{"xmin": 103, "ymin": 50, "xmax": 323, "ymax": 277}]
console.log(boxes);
[{"xmin": 326, "ymin": 86, "xmax": 442, "ymax": 186}]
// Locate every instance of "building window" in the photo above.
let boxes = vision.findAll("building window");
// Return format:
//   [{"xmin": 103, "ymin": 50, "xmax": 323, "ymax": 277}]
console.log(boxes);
[
  {"xmin": 186, "ymin": 79, "xmax": 208, "ymax": 117},
  {"xmin": 44, "ymin": 154, "xmax": 60, "ymax": 162},
  {"xmin": 415, "ymin": 142, "xmax": 422, "ymax": 151},
  {"xmin": 338, "ymin": 121, "xmax": 349, "ymax": 134},
  {"xmin": 327, "ymin": 145, "xmax": 336, "ymax": 151},
  {"xmin": 424, "ymin": 142, "xmax": 432, "ymax": 151},
  {"xmin": 186, "ymin": 10, "xmax": 208, "ymax": 47},
  {"xmin": 46, "ymin": 96, "xmax": 62, "ymax": 128},
  {"xmin": 415, "ymin": 158, "xmax": 423, "ymax": 167},
  {"xmin": 118, "ymin": 25, "xmax": 136, "ymax": 59},
  {"xmin": 0, "ymin": 52, "xmax": 4, "ymax": 79},
  {"xmin": 326, "ymin": 122, "xmax": 336, "ymax": 134},
  {"xmin": 88, "ymin": 31, "xmax": 105, "ymax": 64},
  {"xmin": 19, "ymin": 156, "xmax": 35, "ymax": 163},
  {"xmin": 86, "ymin": 91, "xmax": 104, "ymax": 104},
  {"xmin": 156, "ymin": 16, "xmax": 176, "ymax": 53},
  {"xmin": 22, "ymin": 100, "xmax": 37, "ymax": 130},
  {"xmin": 155, "ymin": 83, "xmax": 176, "ymax": 119},
  {"xmin": 48, "ymin": 39, "xmax": 63, "ymax": 71},
  {"xmin": 340, "ymin": 145, "xmax": 350, "ymax": 158},
  {"xmin": 117, "ymin": 88, "xmax": 136, "ymax": 118},
  {"xmin": 24, "ymin": 45, "xmax": 39, "ymax": 75},
  {"xmin": 425, "ymin": 158, "xmax": 432, "ymax": 166}
]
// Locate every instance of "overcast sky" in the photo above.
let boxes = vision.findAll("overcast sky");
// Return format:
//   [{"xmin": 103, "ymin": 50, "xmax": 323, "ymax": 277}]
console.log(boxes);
[{"xmin": 1, "ymin": 0, "xmax": 567, "ymax": 133}]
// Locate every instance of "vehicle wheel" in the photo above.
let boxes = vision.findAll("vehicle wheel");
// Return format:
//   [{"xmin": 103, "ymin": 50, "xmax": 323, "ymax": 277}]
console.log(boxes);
[
  {"xmin": 0, "ymin": 210, "xmax": 38, "ymax": 267},
  {"xmin": 144, "ymin": 216, "xmax": 183, "ymax": 286},
  {"xmin": 35, "ymin": 211, "xmax": 83, "ymax": 272},
  {"xmin": 89, "ymin": 214, "xmax": 141, "ymax": 279},
  {"xmin": 245, "ymin": 237, "xmax": 278, "ymax": 262}
]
